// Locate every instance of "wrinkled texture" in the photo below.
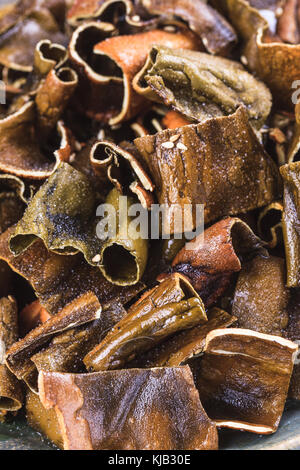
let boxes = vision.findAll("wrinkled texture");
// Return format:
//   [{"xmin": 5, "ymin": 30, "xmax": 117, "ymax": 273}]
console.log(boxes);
[
  {"xmin": 172, "ymin": 217, "xmax": 267, "ymax": 306},
  {"xmin": 39, "ymin": 366, "xmax": 218, "ymax": 450},
  {"xmin": 84, "ymin": 273, "xmax": 206, "ymax": 371},
  {"xmin": 193, "ymin": 328, "xmax": 298, "ymax": 434},
  {"xmin": 135, "ymin": 45, "xmax": 272, "ymax": 128},
  {"xmin": 134, "ymin": 107, "xmax": 281, "ymax": 234},
  {"xmin": 232, "ymin": 256, "xmax": 289, "ymax": 335}
]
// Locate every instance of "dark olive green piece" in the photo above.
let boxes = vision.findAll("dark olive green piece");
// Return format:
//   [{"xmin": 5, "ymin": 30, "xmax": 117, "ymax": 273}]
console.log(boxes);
[{"xmin": 138, "ymin": 45, "xmax": 272, "ymax": 129}]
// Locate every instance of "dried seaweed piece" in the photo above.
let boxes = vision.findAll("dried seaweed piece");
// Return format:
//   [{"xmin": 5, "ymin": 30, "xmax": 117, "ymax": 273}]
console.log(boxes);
[
  {"xmin": 91, "ymin": 29, "xmax": 200, "ymax": 125},
  {"xmin": 84, "ymin": 273, "xmax": 206, "ymax": 371},
  {"xmin": 0, "ymin": 102, "xmax": 73, "ymax": 179},
  {"xmin": 133, "ymin": 307, "xmax": 236, "ymax": 368},
  {"xmin": 35, "ymin": 67, "xmax": 78, "ymax": 136},
  {"xmin": 39, "ymin": 366, "xmax": 218, "ymax": 450},
  {"xmin": 172, "ymin": 217, "xmax": 267, "ymax": 306},
  {"xmin": 0, "ymin": 7, "xmax": 67, "ymax": 72},
  {"xmin": 257, "ymin": 201, "xmax": 283, "ymax": 248},
  {"xmin": 232, "ymin": 256, "xmax": 289, "ymax": 335},
  {"xmin": 6, "ymin": 292, "xmax": 101, "ymax": 392},
  {"xmin": 9, "ymin": 162, "xmax": 102, "ymax": 262},
  {"xmin": 90, "ymin": 140, "xmax": 154, "ymax": 207},
  {"xmin": 26, "ymin": 389, "xmax": 63, "ymax": 449},
  {"xmin": 0, "ymin": 296, "xmax": 23, "ymax": 416},
  {"xmin": 193, "ymin": 328, "xmax": 298, "ymax": 434},
  {"xmin": 0, "ymin": 226, "xmax": 144, "ymax": 316},
  {"xmin": 134, "ymin": 107, "xmax": 281, "ymax": 234},
  {"xmin": 135, "ymin": 45, "xmax": 272, "ymax": 128},
  {"xmin": 34, "ymin": 39, "xmax": 67, "ymax": 77},
  {"xmin": 138, "ymin": 0, "xmax": 237, "ymax": 55},
  {"xmin": 280, "ymin": 162, "xmax": 300, "ymax": 287},
  {"xmin": 218, "ymin": 0, "xmax": 300, "ymax": 109},
  {"xmin": 98, "ymin": 187, "xmax": 148, "ymax": 285}
]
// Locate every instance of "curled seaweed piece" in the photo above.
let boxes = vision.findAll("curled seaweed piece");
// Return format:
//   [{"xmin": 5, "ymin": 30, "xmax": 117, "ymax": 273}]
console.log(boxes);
[
  {"xmin": 134, "ymin": 107, "xmax": 281, "ymax": 235},
  {"xmin": 132, "ymin": 307, "xmax": 236, "ymax": 368},
  {"xmin": 10, "ymin": 163, "xmax": 149, "ymax": 285},
  {"xmin": 0, "ymin": 102, "xmax": 73, "ymax": 180},
  {"xmin": 138, "ymin": 0, "xmax": 237, "ymax": 55},
  {"xmin": 193, "ymin": 328, "xmax": 298, "ymax": 434},
  {"xmin": 91, "ymin": 29, "xmax": 200, "ymax": 125},
  {"xmin": 232, "ymin": 255, "xmax": 289, "ymax": 335},
  {"xmin": 34, "ymin": 39, "xmax": 67, "ymax": 77},
  {"xmin": 9, "ymin": 162, "xmax": 100, "ymax": 259},
  {"xmin": 0, "ymin": 296, "xmax": 23, "ymax": 417},
  {"xmin": 172, "ymin": 217, "xmax": 267, "ymax": 306},
  {"xmin": 90, "ymin": 140, "xmax": 154, "ymax": 207},
  {"xmin": 280, "ymin": 162, "xmax": 300, "ymax": 287},
  {"xmin": 0, "ymin": 3, "xmax": 67, "ymax": 72},
  {"xmin": 35, "ymin": 67, "xmax": 78, "ymax": 136},
  {"xmin": 134, "ymin": 45, "xmax": 272, "ymax": 129},
  {"xmin": 162, "ymin": 110, "xmax": 192, "ymax": 129},
  {"xmin": 98, "ymin": 187, "xmax": 149, "ymax": 285},
  {"xmin": 31, "ymin": 302, "xmax": 128, "ymax": 375},
  {"xmin": 84, "ymin": 273, "xmax": 206, "ymax": 371},
  {"xmin": 217, "ymin": 0, "xmax": 300, "ymax": 109},
  {"xmin": 6, "ymin": 291, "xmax": 101, "ymax": 392},
  {"xmin": 257, "ymin": 201, "xmax": 283, "ymax": 248},
  {"xmin": 39, "ymin": 366, "xmax": 218, "ymax": 450},
  {"xmin": 0, "ymin": 225, "xmax": 144, "ymax": 317}
]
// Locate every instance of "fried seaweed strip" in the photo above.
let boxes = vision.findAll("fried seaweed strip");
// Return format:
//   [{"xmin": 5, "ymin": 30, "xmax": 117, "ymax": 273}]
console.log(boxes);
[
  {"xmin": 134, "ymin": 107, "xmax": 281, "ymax": 235},
  {"xmin": 172, "ymin": 217, "xmax": 267, "ymax": 306},
  {"xmin": 130, "ymin": 307, "xmax": 236, "ymax": 368},
  {"xmin": 0, "ymin": 296, "xmax": 23, "ymax": 417},
  {"xmin": 6, "ymin": 292, "xmax": 101, "ymax": 392},
  {"xmin": 280, "ymin": 162, "xmax": 300, "ymax": 287},
  {"xmin": 84, "ymin": 273, "xmax": 206, "ymax": 371},
  {"xmin": 193, "ymin": 328, "xmax": 298, "ymax": 434},
  {"xmin": 39, "ymin": 366, "xmax": 218, "ymax": 450},
  {"xmin": 134, "ymin": 45, "xmax": 272, "ymax": 128}
]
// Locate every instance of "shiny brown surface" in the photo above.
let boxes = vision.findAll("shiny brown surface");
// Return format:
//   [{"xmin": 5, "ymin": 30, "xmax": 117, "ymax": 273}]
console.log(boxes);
[{"xmin": 39, "ymin": 366, "xmax": 218, "ymax": 450}]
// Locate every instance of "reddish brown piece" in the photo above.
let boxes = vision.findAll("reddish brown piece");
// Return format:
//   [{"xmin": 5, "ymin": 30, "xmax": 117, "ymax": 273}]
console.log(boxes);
[
  {"xmin": 172, "ymin": 217, "xmax": 266, "ymax": 306},
  {"xmin": 39, "ymin": 366, "xmax": 218, "ymax": 450},
  {"xmin": 19, "ymin": 300, "xmax": 51, "ymax": 336}
]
